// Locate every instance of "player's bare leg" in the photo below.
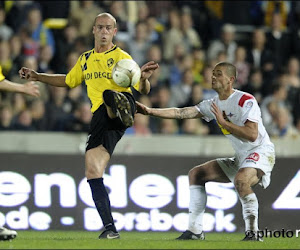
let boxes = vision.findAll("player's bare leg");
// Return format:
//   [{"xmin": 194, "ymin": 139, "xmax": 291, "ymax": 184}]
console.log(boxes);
[
  {"xmin": 85, "ymin": 145, "xmax": 120, "ymax": 239},
  {"xmin": 176, "ymin": 160, "xmax": 230, "ymax": 240},
  {"xmin": 234, "ymin": 167, "xmax": 264, "ymax": 241}
]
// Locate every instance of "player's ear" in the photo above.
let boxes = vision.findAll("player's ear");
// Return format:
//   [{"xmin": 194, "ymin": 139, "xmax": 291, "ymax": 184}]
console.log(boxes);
[
  {"xmin": 230, "ymin": 76, "xmax": 235, "ymax": 84},
  {"xmin": 113, "ymin": 27, "xmax": 118, "ymax": 36}
]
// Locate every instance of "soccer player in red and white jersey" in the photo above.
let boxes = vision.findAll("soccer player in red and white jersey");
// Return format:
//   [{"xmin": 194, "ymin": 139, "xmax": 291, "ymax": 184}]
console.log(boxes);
[{"xmin": 136, "ymin": 61, "xmax": 275, "ymax": 241}]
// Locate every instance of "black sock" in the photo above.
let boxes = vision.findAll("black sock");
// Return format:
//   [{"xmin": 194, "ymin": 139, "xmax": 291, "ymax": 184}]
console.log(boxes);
[
  {"xmin": 103, "ymin": 90, "xmax": 115, "ymax": 107},
  {"xmin": 87, "ymin": 178, "xmax": 117, "ymax": 232}
]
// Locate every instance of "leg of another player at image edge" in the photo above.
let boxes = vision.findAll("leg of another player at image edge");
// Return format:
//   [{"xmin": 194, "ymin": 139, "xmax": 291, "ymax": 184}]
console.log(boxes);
[{"xmin": 0, "ymin": 227, "xmax": 17, "ymax": 241}]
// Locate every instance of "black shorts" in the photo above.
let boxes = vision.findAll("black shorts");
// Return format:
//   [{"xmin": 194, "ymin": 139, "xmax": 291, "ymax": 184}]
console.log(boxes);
[{"xmin": 85, "ymin": 92, "xmax": 136, "ymax": 155}]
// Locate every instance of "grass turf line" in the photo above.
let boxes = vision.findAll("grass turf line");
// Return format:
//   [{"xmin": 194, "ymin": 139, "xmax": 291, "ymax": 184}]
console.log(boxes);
[{"xmin": 0, "ymin": 231, "xmax": 298, "ymax": 249}]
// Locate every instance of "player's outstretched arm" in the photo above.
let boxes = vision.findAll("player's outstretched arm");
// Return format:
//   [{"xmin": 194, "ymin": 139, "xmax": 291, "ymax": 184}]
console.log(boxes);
[
  {"xmin": 19, "ymin": 67, "xmax": 68, "ymax": 87},
  {"xmin": 139, "ymin": 61, "xmax": 159, "ymax": 95},
  {"xmin": 136, "ymin": 101, "xmax": 202, "ymax": 119},
  {"xmin": 0, "ymin": 79, "xmax": 40, "ymax": 97}
]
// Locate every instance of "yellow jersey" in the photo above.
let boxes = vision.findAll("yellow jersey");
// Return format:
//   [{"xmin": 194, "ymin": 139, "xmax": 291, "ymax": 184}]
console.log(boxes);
[
  {"xmin": 65, "ymin": 45, "xmax": 140, "ymax": 113},
  {"xmin": 0, "ymin": 65, "xmax": 5, "ymax": 81}
]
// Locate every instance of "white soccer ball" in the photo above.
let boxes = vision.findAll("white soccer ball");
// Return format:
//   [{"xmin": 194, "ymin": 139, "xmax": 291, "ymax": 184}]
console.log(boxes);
[{"xmin": 112, "ymin": 59, "xmax": 141, "ymax": 88}]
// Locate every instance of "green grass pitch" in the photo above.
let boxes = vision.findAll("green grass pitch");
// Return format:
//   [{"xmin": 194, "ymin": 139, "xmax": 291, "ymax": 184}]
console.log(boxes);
[{"xmin": 0, "ymin": 231, "xmax": 298, "ymax": 249}]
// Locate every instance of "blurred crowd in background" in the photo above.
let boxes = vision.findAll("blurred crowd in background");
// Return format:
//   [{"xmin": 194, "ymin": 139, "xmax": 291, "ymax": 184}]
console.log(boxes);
[{"xmin": 0, "ymin": 0, "xmax": 300, "ymax": 139}]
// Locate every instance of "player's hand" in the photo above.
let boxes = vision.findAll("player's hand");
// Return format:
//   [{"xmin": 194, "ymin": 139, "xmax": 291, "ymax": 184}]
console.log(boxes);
[
  {"xmin": 211, "ymin": 102, "xmax": 226, "ymax": 126},
  {"xmin": 23, "ymin": 81, "xmax": 40, "ymax": 97},
  {"xmin": 19, "ymin": 67, "xmax": 39, "ymax": 81},
  {"xmin": 140, "ymin": 61, "xmax": 159, "ymax": 81},
  {"xmin": 136, "ymin": 101, "xmax": 150, "ymax": 115}
]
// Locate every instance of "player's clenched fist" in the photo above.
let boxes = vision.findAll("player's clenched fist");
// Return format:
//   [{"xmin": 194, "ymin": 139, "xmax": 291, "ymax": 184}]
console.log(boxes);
[{"xmin": 19, "ymin": 67, "xmax": 39, "ymax": 81}]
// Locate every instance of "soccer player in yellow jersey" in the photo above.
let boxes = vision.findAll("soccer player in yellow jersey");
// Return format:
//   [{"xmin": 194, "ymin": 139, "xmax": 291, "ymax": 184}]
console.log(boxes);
[
  {"xmin": 0, "ymin": 65, "xmax": 39, "ymax": 241},
  {"xmin": 19, "ymin": 13, "xmax": 159, "ymax": 239}
]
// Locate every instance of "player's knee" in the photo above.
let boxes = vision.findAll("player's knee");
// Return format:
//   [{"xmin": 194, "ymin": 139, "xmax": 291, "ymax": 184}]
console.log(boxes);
[
  {"xmin": 188, "ymin": 167, "xmax": 207, "ymax": 185},
  {"xmin": 234, "ymin": 177, "xmax": 250, "ymax": 195}
]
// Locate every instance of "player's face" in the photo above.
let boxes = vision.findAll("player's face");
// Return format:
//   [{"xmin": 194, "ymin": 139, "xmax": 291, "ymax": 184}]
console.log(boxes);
[
  {"xmin": 211, "ymin": 66, "xmax": 231, "ymax": 91},
  {"xmin": 93, "ymin": 16, "xmax": 117, "ymax": 46}
]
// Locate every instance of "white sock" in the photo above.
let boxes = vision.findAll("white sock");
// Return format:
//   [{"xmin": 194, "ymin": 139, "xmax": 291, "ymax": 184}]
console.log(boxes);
[
  {"xmin": 188, "ymin": 185, "xmax": 207, "ymax": 234},
  {"xmin": 240, "ymin": 193, "xmax": 259, "ymax": 232}
]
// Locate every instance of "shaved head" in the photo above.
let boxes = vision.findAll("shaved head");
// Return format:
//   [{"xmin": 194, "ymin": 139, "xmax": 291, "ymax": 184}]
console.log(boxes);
[
  {"xmin": 94, "ymin": 13, "xmax": 117, "ymax": 27},
  {"xmin": 215, "ymin": 61, "xmax": 237, "ymax": 79}
]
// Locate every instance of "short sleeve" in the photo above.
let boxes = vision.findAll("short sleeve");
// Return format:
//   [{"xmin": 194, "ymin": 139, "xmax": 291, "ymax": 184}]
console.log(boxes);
[
  {"xmin": 241, "ymin": 99, "xmax": 260, "ymax": 124},
  {"xmin": 195, "ymin": 98, "xmax": 215, "ymax": 122},
  {"xmin": 0, "ymin": 66, "xmax": 5, "ymax": 82},
  {"xmin": 65, "ymin": 57, "xmax": 84, "ymax": 88}
]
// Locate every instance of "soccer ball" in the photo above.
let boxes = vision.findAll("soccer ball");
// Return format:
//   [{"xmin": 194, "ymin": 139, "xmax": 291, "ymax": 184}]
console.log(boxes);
[{"xmin": 112, "ymin": 59, "xmax": 141, "ymax": 88}]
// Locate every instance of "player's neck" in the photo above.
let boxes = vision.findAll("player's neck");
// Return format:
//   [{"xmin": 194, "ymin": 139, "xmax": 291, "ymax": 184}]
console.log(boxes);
[
  {"xmin": 218, "ymin": 88, "xmax": 235, "ymax": 100},
  {"xmin": 94, "ymin": 43, "xmax": 115, "ymax": 53}
]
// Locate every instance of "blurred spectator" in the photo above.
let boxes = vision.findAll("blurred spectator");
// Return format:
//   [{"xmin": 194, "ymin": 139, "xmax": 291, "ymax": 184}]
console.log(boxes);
[
  {"xmin": 182, "ymin": 84, "xmax": 203, "ymax": 107},
  {"xmin": 0, "ymin": 7, "xmax": 13, "ymax": 41},
  {"xmin": 266, "ymin": 12, "xmax": 291, "ymax": 73},
  {"xmin": 45, "ymin": 85, "xmax": 71, "ymax": 131},
  {"xmin": 0, "ymin": 103, "xmax": 14, "ymax": 130},
  {"xmin": 262, "ymin": 1, "xmax": 291, "ymax": 29},
  {"xmin": 52, "ymin": 23, "xmax": 79, "ymax": 73},
  {"xmin": 125, "ymin": 114, "xmax": 152, "ymax": 136},
  {"xmin": 207, "ymin": 23, "xmax": 237, "ymax": 63},
  {"xmin": 38, "ymin": 45, "xmax": 54, "ymax": 73},
  {"xmin": 19, "ymin": 26, "xmax": 39, "ymax": 58},
  {"xmin": 24, "ymin": 6, "xmax": 56, "ymax": 54},
  {"xmin": 191, "ymin": 47, "xmax": 206, "ymax": 84},
  {"xmin": 170, "ymin": 69, "xmax": 195, "ymax": 107},
  {"xmin": 285, "ymin": 56, "xmax": 300, "ymax": 88},
  {"xmin": 162, "ymin": 8, "xmax": 183, "ymax": 62},
  {"xmin": 180, "ymin": 8, "xmax": 202, "ymax": 53},
  {"xmin": 146, "ymin": 45, "xmax": 169, "ymax": 84},
  {"xmin": 168, "ymin": 44, "xmax": 189, "ymax": 86},
  {"xmin": 234, "ymin": 46, "xmax": 250, "ymax": 89},
  {"xmin": 158, "ymin": 119, "xmax": 179, "ymax": 135},
  {"xmin": 12, "ymin": 109, "xmax": 35, "ymax": 131},
  {"xmin": 4, "ymin": 1, "xmax": 34, "ymax": 33},
  {"xmin": 261, "ymin": 82, "xmax": 290, "ymax": 135},
  {"xmin": 9, "ymin": 35, "xmax": 23, "ymax": 77},
  {"xmin": 180, "ymin": 119, "xmax": 209, "ymax": 135},
  {"xmin": 11, "ymin": 93, "xmax": 27, "ymax": 116},
  {"xmin": 152, "ymin": 85, "xmax": 172, "ymax": 109},
  {"xmin": 273, "ymin": 106, "xmax": 299, "ymax": 138},
  {"xmin": 200, "ymin": 65, "xmax": 217, "ymax": 100},
  {"xmin": 127, "ymin": 21, "xmax": 151, "ymax": 66},
  {"xmin": 246, "ymin": 28, "xmax": 275, "ymax": 89},
  {"xmin": 146, "ymin": 16, "xmax": 163, "ymax": 44},
  {"xmin": 110, "ymin": 1, "xmax": 134, "ymax": 43},
  {"xmin": 69, "ymin": 1, "xmax": 103, "ymax": 45},
  {"xmin": 64, "ymin": 101, "xmax": 92, "ymax": 133},
  {"xmin": 242, "ymin": 69, "xmax": 264, "ymax": 104},
  {"xmin": 204, "ymin": 0, "xmax": 224, "ymax": 40},
  {"xmin": 29, "ymin": 98, "xmax": 47, "ymax": 130}
]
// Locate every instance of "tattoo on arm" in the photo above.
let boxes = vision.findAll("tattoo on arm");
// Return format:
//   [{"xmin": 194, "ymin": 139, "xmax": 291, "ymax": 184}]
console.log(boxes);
[{"xmin": 175, "ymin": 107, "xmax": 198, "ymax": 119}]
